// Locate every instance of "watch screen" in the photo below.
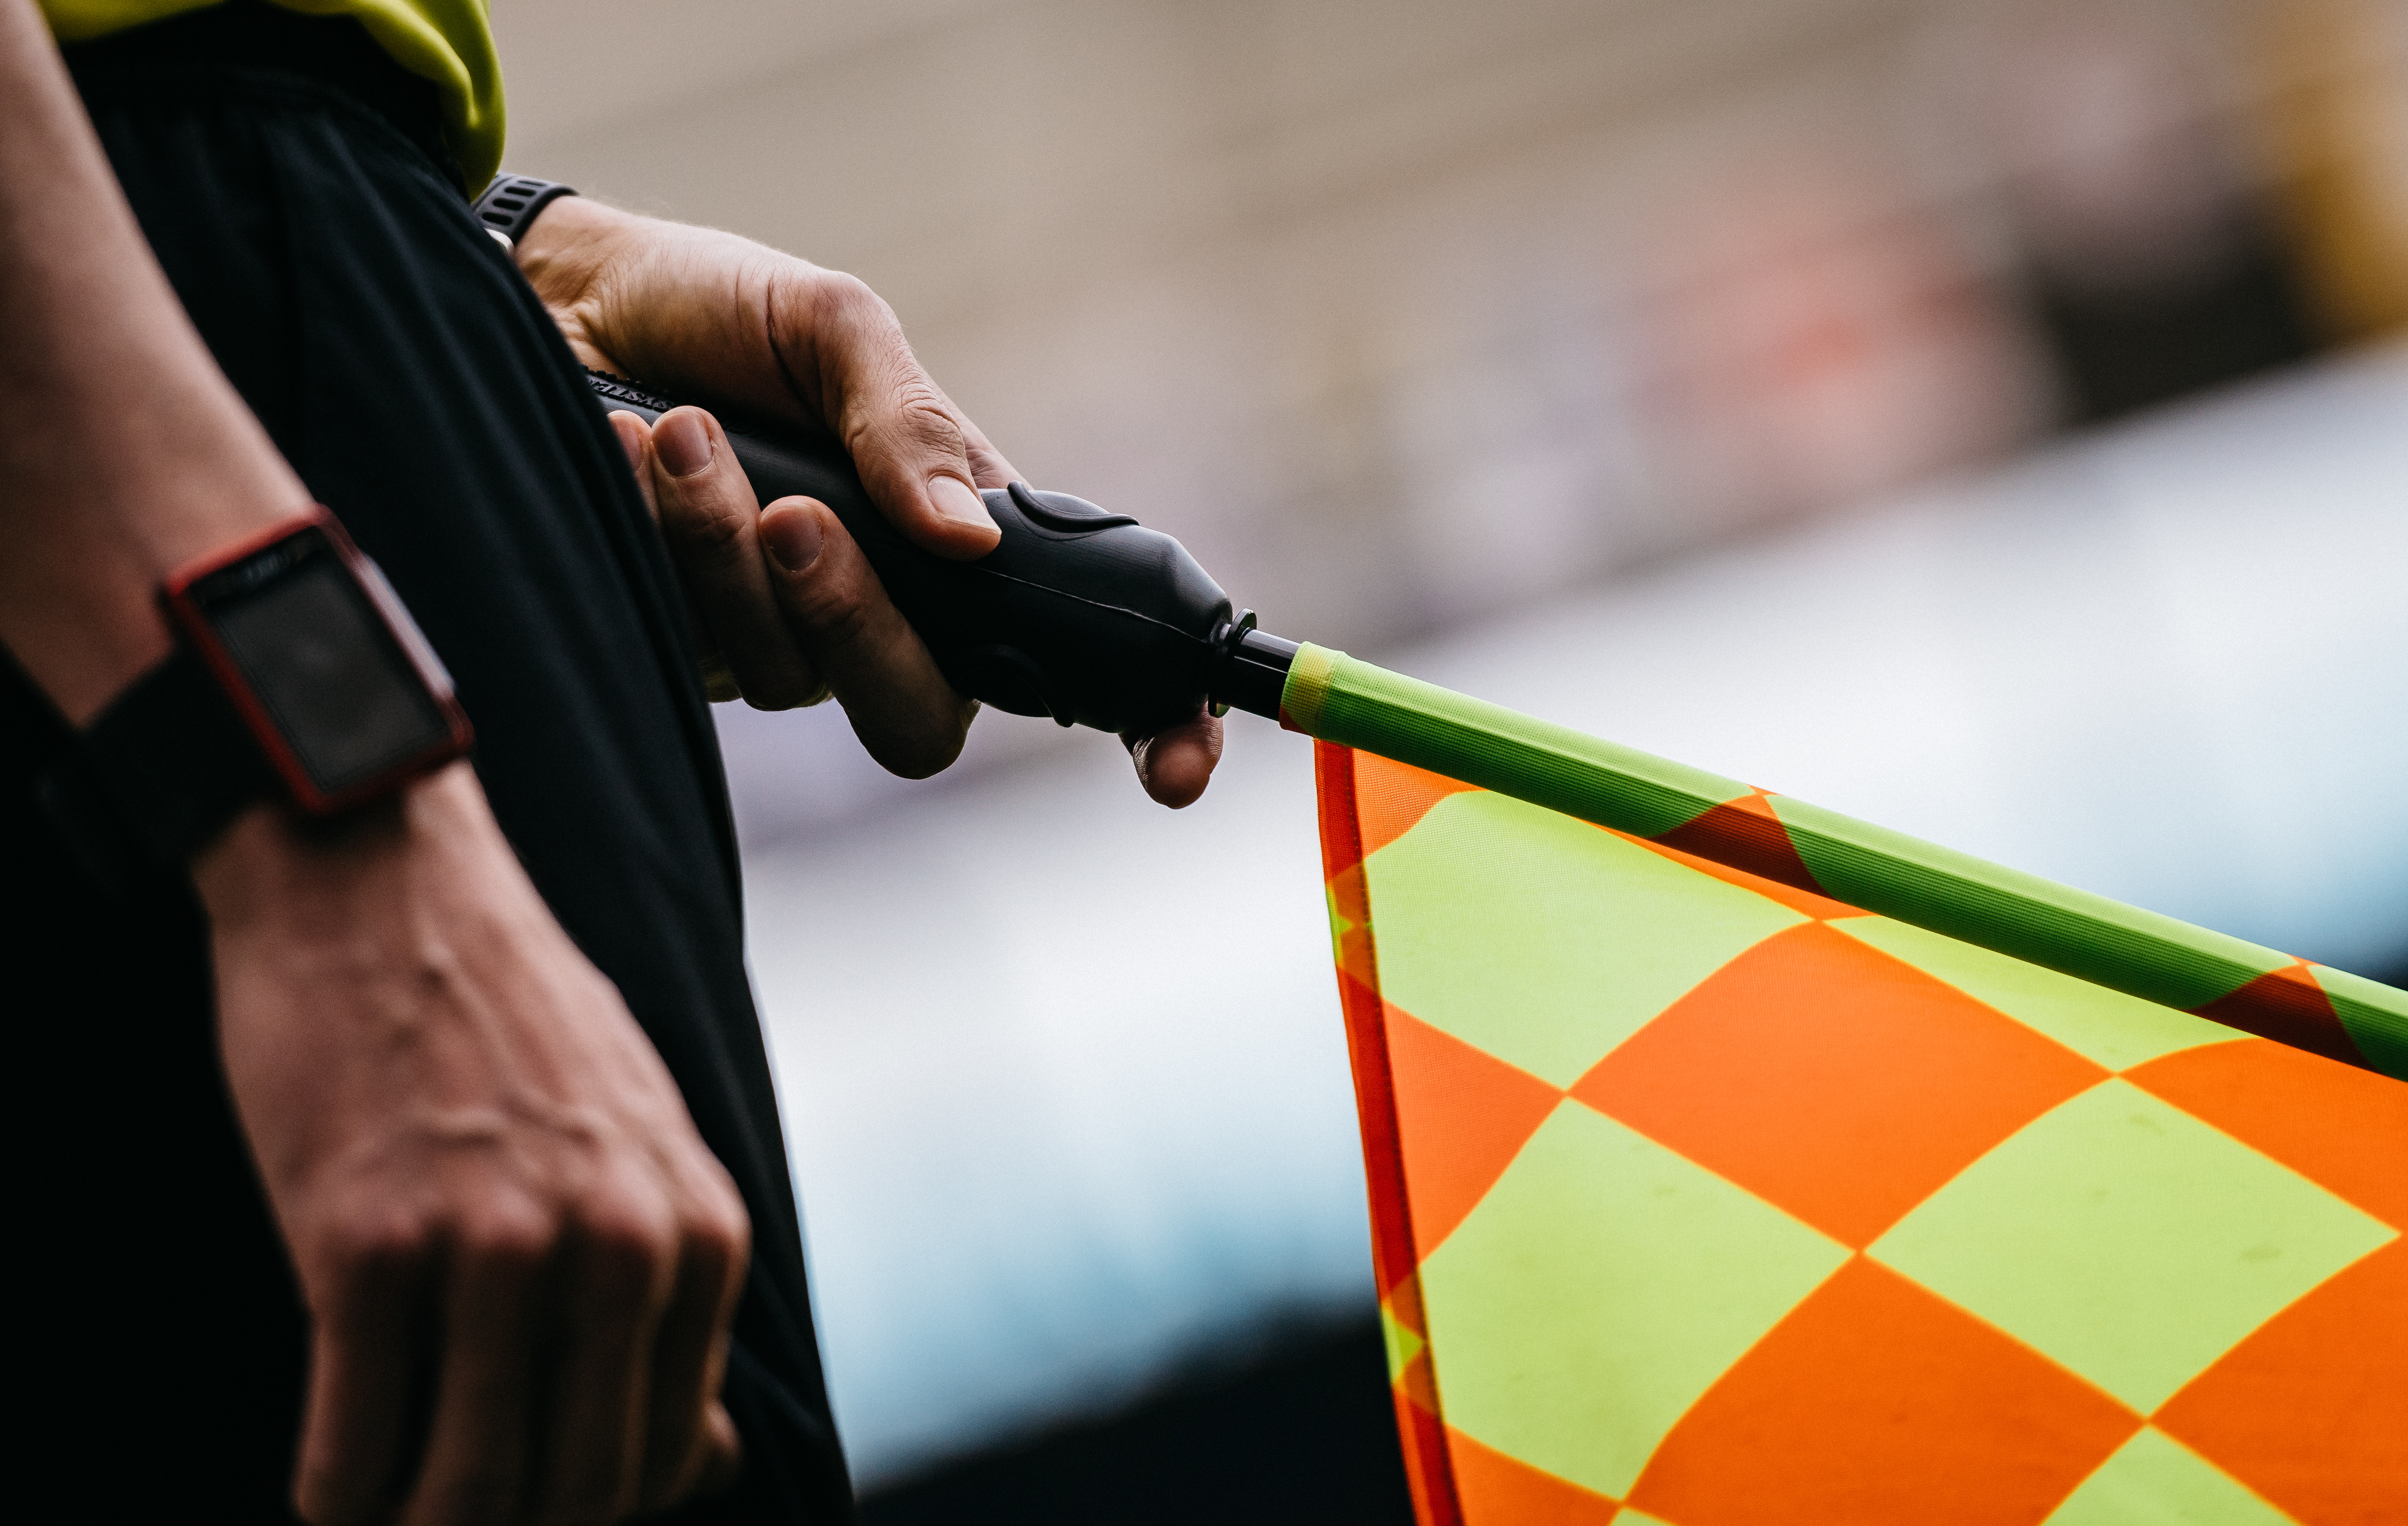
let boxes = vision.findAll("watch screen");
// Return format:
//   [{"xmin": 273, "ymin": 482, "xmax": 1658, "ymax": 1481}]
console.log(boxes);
[{"xmin": 207, "ymin": 540, "xmax": 454, "ymax": 796}]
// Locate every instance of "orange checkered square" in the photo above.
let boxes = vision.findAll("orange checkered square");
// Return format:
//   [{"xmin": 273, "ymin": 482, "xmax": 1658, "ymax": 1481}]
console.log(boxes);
[
  {"xmin": 1625, "ymin": 1257, "xmax": 2138, "ymax": 1526},
  {"xmin": 1572, "ymin": 922, "xmax": 2106, "ymax": 1246},
  {"xmin": 2154, "ymin": 1240, "xmax": 2408, "ymax": 1526}
]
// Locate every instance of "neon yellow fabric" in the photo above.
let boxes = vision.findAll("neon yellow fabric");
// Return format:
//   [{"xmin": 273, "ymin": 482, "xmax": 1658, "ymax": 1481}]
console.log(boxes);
[
  {"xmin": 43, "ymin": 0, "xmax": 503, "ymax": 189},
  {"xmin": 1319, "ymin": 742, "xmax": 2408, "ymax": 1526}
]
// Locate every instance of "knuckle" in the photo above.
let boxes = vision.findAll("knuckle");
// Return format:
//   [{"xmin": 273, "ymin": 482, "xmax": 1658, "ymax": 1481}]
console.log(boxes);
[
  {"xmin": 320, "ymin": 1206, "xmax": 433, "ymax": 1284},
  {"xmin": 773, "ymin": 548, "xmax": 874, "ymax": 649},
  {"xmin": 455, "ymin": 1205, "xmax": 556, "ymax": 1276},
  {"xmin": 816, "ymin": 269, "xmax": 887, "ymax": 326},
  {"xmin": 796, "ymin": 587, "xmax": 875, "ymax": 652},
  {"xmin": 662, "ymin": 490, "xmax": 751, "ymax": 562},
  {"xmin": 690, "ymin": 1196, "xmax": 750, "ymax": 1268},
  {"xmin": 797, "ymin": 267, "xmax": 900, "ymax": 361},
  {"xmin": 672, "ymin": 1168, "xmax": 750, "ymax": 1269},
  {"xmin": 576, "ymin": 1189, "xmax": 678, "ymax": 1276},
  {"xmin": 891, "ymin": 390, "xmax": 966, "ymax": 456}
]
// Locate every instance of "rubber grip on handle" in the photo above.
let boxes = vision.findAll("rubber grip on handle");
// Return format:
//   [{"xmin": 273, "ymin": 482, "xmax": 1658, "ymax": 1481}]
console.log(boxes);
[{"xmin": 588, "ymin": 373, "xmax": 1260, "ymax": 735}]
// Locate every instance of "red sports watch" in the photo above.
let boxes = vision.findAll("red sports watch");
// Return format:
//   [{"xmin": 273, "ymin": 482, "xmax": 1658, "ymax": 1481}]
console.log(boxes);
[{"xmin": 37, "ymin": 510, "xmax": 471, "ymax": 878}]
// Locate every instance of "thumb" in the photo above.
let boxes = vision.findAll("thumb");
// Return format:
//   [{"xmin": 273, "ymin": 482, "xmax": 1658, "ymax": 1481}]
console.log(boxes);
[{"xmin": 813, "ymin": 276, "xmax": 1006, "ymax": 562}]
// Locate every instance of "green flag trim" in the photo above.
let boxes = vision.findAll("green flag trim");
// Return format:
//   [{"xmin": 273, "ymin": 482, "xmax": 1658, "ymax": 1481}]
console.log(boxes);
[{"xmin": 1281, "ymin": 644, "xmax": 2408, "ymax": 1078}]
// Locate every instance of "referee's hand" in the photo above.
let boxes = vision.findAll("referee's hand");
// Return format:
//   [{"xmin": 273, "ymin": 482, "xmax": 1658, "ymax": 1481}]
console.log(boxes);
[
  {"xmin": 197, "ymin": 763, "xmax": 749, "ymax": 1526},
  {"xmin": 518, "ymin": 197, "xmax": 1223, "ymax": 809},
  {"xmin": 610, "ymin": 403, "xmax": 974, "ymax": 782}
]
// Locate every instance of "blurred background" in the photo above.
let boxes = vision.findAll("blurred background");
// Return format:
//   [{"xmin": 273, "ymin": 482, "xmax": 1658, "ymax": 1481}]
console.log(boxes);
[{"xmin": 493, "ymin": 0, "xmax": 2408, "ymax": 1517}]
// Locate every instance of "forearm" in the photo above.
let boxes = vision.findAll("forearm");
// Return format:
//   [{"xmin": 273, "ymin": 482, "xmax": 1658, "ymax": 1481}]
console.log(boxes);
[{"xmin": 0, "ymin": 0, "xmax": 308, "ymax": 724}]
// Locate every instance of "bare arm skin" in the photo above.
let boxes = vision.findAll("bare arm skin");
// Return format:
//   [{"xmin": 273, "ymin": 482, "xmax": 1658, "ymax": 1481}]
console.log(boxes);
[
  {"xmin": 517, "ymin": 198, "xmax": 1226, "ymax": 807},
  {"xmin": 1, "ymin": 6, "xmax": 748, "ymax": 1521},
  {"xmin": 0, "ymin": 0, "xmax": 308, "ymax": 720}
]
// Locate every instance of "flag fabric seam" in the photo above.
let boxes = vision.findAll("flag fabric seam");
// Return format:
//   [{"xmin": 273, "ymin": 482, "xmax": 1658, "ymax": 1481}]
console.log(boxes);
[{"xmin": 1315, "ymin": 741, "xmax": 1467, "ymax": 1526}]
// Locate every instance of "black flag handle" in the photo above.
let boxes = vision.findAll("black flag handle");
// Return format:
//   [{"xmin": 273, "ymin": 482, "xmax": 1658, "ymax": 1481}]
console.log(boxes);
[{"xmin": 588, "ymin": 373, "xmax": 1297, "ymax": 733}]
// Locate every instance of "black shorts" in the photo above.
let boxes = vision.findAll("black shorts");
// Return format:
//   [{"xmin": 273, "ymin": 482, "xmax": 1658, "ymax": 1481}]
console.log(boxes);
[{"xmin": 2, "ymin": 8, "xmax": 850, "ymax": 1519}]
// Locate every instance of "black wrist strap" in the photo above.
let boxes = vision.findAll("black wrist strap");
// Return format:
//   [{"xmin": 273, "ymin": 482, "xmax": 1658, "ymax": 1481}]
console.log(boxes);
[
  {"xmin": 471, "ymin": 175, "xmax": 576, "ymax": 246},
  {"xmin": 34, "ymin": 644, "xmax": 279, "ymax": 886}
]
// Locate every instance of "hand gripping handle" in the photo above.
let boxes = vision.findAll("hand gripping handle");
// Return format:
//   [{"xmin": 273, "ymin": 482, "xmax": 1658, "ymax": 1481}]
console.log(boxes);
[{"xmin": 589, "ymin": 373, "xmax": 1297, "ymax": 730}]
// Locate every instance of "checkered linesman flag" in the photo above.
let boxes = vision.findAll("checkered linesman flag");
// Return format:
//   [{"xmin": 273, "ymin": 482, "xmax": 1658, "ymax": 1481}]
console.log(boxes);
[{"xmin": 1280, "ymin": 643, "xmax": 2407, "ymax": 1526}]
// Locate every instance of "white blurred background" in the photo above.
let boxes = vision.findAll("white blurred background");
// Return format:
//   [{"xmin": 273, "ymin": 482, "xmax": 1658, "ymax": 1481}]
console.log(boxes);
[{"xmin": 493, "ymin": 0, "xmax": 2408, "ymax": 1501}]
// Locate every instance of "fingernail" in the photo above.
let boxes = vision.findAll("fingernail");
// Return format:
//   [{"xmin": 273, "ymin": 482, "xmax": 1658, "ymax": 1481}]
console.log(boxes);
[
  {"xmin": 656, "ymin": 411, "xmax": 714, "ymax": 477},
  {"xmin": 762, "ymin": 507, "xmax": 823, "ymax": 573},
  {"xmin": 927, "ymin": 474, "xmax": 997, "ymax": 532}
]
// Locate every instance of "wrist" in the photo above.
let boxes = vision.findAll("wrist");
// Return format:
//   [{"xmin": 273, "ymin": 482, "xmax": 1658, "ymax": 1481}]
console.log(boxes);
[
  {"xmin": 513, "ymin": 195, "xmax": 654, "ymax": 378},
  {"xmin": 36, "ymin": 511, "xmax": 472, "ymax": 883},
  {"xmin": 191, "ymin": 759, "xmax": 474, "ymax": 930},
  {"xmin": 514, "ymin": 193, "xmax": 640, "ymax": 309}
]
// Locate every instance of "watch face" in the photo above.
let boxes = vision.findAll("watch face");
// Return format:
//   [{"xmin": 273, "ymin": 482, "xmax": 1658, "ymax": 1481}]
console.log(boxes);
[{"xmin": 174, "ymin": 521, "xmax": 468, "ymax": 808}]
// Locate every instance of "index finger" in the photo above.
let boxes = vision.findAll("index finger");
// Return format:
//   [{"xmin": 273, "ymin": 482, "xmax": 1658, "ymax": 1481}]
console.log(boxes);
[{"xmin": 647, "ymin": 405, "xmax": 829, "ymax": 710}]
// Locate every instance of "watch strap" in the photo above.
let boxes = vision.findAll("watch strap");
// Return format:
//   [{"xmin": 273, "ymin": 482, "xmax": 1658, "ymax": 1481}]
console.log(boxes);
[
  {"xmin": 472, "ymin": 175, "xmax": 577, "ymax": 246},
  {"xmin": 35, "ymin": 643, "xmax": 279, "ymax": 886}
]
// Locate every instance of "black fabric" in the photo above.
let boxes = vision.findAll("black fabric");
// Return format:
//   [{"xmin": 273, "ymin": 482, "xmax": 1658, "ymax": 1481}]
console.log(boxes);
[{"xmin": 4, "ymin": 9, "xmax": 852, "ymax": 1519}]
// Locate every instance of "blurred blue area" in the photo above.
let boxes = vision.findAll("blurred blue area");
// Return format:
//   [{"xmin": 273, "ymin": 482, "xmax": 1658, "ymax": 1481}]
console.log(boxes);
[{"xmin": 740, "ymin": 344, "xmax": 2408, "ymax": 1485}]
